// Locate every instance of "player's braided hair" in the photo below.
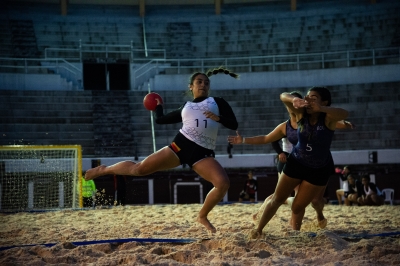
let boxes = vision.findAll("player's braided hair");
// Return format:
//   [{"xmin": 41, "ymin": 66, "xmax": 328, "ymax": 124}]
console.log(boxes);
[
  {"xmin": 189, "ymin": 67, "xmax": 239, "ymax": 85},
  {"xmin": 206, "ymin": 67, "xmax": 239, "ymax": 79}
]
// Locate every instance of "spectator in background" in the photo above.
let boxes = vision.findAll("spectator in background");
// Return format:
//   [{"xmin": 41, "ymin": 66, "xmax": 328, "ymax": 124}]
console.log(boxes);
[
  {"xmin": 335, "ymin": 166, "xmax": 351, "ymax": 205},
  {"xmin": 358, "ymin": 175, "xmax": 384, "ymax": 206},
  {"xmin": 239, "ymin": 170, "xmax": 258, "ymax": 202},
  {"xmin": 78, "ymin": 172, "xmax": 96, "ymax": 208},
  {"xmin": 344, "ymin": 174, "xmax": 363, "ymax": 206}
]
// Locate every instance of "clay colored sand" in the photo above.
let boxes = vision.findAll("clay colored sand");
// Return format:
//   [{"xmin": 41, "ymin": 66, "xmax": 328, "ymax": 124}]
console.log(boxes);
[{"xmin": 1, "ymin": 204, "xmax": 399, "ymax": 265}]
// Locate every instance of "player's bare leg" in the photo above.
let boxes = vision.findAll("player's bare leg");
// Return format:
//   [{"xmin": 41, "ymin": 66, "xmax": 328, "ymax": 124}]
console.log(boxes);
[
  {"xmin": 252, "ymin": 175, "xmax": 300, "ymax": 237},
  {"xmin": 85, "ymin": 147, "xmax": 180, "ymax": 180},
  {"xmin": 291, "ymin": 182, "xmax": 326, "ymax": 230},
  {"xmin": 311, "ymin": 187, "xmax": 327, "ymax": 229},
  {"xmin": 192, "ymin": 158, "xmax": 230, "ymax": 234},
  {"xmin": 252, "ymin": 195, "xmax": 270, "ymax": 224},
  {"xmin": 290, "ymin": 209, "xmax": 305, "ymax": 230}
]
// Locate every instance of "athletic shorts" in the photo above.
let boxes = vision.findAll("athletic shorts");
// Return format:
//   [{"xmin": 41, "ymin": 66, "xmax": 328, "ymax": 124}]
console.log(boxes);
[
  {"xmin": 168, "ymin": 132, "xmax": 215, "ymax": 168},
  {"xmin": 276, "ymin": 152, "xmax": 289, "ymax": 173},
  {"xmin": 282, "ymin": 154, "xmax": 334, "ymax": 186}
]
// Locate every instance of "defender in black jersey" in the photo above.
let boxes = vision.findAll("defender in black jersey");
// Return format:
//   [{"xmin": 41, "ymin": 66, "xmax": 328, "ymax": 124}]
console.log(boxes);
[
  {"xmin": 85, "ymin": 68, "xmax": 239, "ymax": 233},
  {"xmin": 229, "ymin": 87, "xmax": 348, "ymax": 236}
]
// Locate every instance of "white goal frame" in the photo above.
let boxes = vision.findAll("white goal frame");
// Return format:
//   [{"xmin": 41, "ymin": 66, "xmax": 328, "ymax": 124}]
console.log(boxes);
[
  {"xmin": 173, "ymin": 182, "xmax": 203, "ymax": 204},
  {"xmin": 0, "ymin": 145, "xmax": 82, "ymax": 211}
]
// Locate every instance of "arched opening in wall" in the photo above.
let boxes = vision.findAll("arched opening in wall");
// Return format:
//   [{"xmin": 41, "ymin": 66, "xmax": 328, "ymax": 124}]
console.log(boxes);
[{"xmin": 83, "ymin": 59, "xmax": 129, "ymax": 90}]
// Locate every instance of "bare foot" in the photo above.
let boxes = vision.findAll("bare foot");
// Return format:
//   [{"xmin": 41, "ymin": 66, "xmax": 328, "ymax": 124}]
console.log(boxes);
[
  {"xmin": 85, "ymin": 165, "xmax": 107, "ymax": 181},
  {"xmin": 318, "ymin": 218, "xmax": 327, "ymax": 229},
  {"xmin": 249, "ymin": 229, "xmax": 262, "ymax": 240},
  {"xmin": 197, "ymin": 216, "xmax": 216, "ymax": 234}
]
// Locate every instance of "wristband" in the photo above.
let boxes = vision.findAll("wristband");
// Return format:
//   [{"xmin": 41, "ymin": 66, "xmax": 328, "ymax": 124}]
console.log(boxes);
[{"xmin": 242, "ymin": 137, "xmax": 245, "ymax": 144}]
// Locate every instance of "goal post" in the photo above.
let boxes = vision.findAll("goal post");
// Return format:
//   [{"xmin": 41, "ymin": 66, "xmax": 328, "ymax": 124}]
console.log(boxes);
[{"xmin": 0, "ymin": 145, "xmax": 82, "ymax": 211}]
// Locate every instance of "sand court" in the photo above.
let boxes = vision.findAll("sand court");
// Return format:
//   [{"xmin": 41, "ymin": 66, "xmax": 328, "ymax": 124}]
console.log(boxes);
[{"xmin": 1, "ymin": 203, "xmax": 399, "ymax": 265}]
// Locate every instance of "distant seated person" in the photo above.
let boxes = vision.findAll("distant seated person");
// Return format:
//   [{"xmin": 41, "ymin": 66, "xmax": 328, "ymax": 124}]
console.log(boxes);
[
  {"xmin": 357, "ymin": 175, "xmax": 384, "ymax": 206},
  {"xmin": 78, "ymin": 172, "xmax": 97, "ymax": 208},
  {"xmin": 344, "ymin": 174, "xmax": 363, "ymax": 206},
  {"xmin": 239, "ymin": 170, "xmax": 257, "ymax": 202},
  {"xmin": 335, "ymin": 165, "xmax": 351, "ymax": 205}
]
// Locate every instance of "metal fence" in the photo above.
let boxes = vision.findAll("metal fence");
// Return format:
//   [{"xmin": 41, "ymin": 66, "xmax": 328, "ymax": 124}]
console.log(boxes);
[{"xmin": 0, "ymin": 46, "xmax": 399, "ymax": 90}]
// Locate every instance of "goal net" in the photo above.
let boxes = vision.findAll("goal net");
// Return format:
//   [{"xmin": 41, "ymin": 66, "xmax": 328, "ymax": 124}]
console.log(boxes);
[{"xmin": 0, "ymin": 145, "xmax": 82, "ymax": 212}]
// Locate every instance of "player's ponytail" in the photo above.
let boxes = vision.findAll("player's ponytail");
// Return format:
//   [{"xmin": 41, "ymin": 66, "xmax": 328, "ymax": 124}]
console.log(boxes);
[
  {"xmin": 206, "ymin": 67, "xmax": 239, "ymax": 79},
  {"xmin": 187, "ymin": 67, "xmax": 239, "ymax": 96}
]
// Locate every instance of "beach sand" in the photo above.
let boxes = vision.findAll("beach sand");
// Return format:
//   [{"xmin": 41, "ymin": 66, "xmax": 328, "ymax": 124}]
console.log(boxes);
[{"xmin": 1, "ymin": 203, "xmax": 399, "ymax": 265}]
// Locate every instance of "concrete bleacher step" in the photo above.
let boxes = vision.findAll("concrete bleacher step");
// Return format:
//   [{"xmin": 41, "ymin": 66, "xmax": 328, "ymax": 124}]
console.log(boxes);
[
  {"xmin": 91, "ymin": 91, "xmax": 135, "ymax": 157},
  {"xmin": 9, "ymin": 19, "xmax": 40, "ymax": 58},
  {"xmin": 2, "ymin": 0, "xmax": 400, "ymax": 59},
  {"xmin": 2, "ymin": 79, "xmax": 399, "ymax": 156}
]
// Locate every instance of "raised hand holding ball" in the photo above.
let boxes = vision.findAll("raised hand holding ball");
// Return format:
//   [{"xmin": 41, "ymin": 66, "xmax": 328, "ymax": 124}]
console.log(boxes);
[{"xmin": 143, "ymin": 92, "xmax": 163, "ymax": 111}]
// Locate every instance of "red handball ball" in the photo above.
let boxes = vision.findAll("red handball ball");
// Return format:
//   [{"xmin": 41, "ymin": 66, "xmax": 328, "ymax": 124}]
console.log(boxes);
[{"xmin": 143, "ymin": 92, "xmax": 163, "ymax": 111}]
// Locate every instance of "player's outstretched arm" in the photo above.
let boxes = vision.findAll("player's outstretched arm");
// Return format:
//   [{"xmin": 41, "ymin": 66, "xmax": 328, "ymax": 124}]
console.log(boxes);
[{"xmin": 228, "ymin": 122, "xmax": 286, "ymax": 145}]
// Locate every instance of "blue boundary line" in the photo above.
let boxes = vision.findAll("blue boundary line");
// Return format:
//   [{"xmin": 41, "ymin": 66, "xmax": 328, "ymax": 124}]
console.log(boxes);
[
  {"xmin": 0, "ymin": 238, "xmax": 199, "ymax": 252},
  {"xmin": 307, "ymin": 231, "xmax": 400, "ymax": 239},
  {"xmin": 1, "ymin": 232, "xmax": 399, "ymax": 252}
]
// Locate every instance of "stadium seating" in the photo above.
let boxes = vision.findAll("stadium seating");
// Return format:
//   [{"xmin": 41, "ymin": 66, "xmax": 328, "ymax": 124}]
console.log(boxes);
[
  {"xmin": 0, "ymin": 1, "xmax": 399, "ymax": 60},
  {"xmin": 0, "ymin": 1, "xmax": 399, "ymax": 158},
  {"xmin": 1, "ymin": 81, "xmax": 399, "ymax": 157}
]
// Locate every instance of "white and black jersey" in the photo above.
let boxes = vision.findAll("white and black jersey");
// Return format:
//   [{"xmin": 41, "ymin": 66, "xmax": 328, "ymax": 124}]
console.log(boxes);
[{"xmin": 155, "ymin": 96, "xmax": 238, "ymax": 150}]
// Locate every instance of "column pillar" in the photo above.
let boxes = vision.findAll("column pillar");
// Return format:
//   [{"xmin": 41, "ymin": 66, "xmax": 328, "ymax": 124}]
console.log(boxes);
[
  {"xmin": 215, "ymin": 0, "xmax": 222, "ymax": 15},
  {"xmin": 291, "ymin": 0, "xmax": 297, "ymax": 11},
  {"xmin": 60, "ymin": 0, "xmax": 68, "ymax": 16},
  {"xmin": 139, "ymin": 0, "xmax": 145, "ymax": 17}
]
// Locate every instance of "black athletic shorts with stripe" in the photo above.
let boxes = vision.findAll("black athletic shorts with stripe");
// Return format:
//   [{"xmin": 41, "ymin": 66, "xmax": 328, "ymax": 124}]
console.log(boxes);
[{"xmin": 168, "ymin": 132, "xmax": 215, "ymax": 168}]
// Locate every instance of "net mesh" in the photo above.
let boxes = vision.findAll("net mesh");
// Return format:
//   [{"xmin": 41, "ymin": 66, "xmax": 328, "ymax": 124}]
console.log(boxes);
[{"xmin": 0, "ymin": 145, "xmax": 82, "ymax": 211}]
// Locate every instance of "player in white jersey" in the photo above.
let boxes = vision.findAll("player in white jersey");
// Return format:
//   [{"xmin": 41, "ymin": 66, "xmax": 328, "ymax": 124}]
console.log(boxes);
[{"xmin": 85, "ymin": 67, "xmax": 239, "ymax": 233}]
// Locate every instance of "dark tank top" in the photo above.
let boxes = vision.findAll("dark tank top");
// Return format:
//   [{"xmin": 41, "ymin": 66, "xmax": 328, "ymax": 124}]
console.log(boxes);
[{"xmin": 291, "ymin": 115, "xmax": 334, "ymax": 168}]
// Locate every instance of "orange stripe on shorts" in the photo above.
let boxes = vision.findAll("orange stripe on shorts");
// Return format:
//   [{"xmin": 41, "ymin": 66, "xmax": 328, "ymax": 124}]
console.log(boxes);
[{"xmin": 171, "ymin": 142, "xmax": 181, "ymax": 152}]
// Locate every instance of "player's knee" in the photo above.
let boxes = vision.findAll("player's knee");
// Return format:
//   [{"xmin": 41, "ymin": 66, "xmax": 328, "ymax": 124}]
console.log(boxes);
[
  {"xmin": 219, "ymin": 179, "xmax": 230, "ymax": 192},
  {"xmin": 291, "ymin": 203, "xmax": 307, "ymax": 215},
  {"xmin": 130, "ymin": 162, "xmax": 147, "ymax": 176},
  {"xmin": 270, "ymin": 195, "xmax": 286, "ymax": 206}
]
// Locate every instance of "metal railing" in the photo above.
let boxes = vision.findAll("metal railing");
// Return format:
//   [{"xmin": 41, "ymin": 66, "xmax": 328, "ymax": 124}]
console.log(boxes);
[
  {"xmin": 130, "ymin": 46, "xmax": 400, "ymax": 72},
  {"xmin": 1, "ymin": 46, "xmax": 399, "ymax": 90},
  {"xmin": 0, "ymin": 57, "xmax": 83, "ymax": 89},
  {"xmin": 44, "ymin": 41, "xmax": 167, "ymax": 62},
  {"xmin": 130, "ymin": 47, "xmax": 400, "ymax": 89}
]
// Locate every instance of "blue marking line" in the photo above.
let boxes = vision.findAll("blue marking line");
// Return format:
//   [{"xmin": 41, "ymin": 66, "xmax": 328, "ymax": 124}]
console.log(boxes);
[{"xmin": 0, "ymin": 237, "xmax": 200, "ymax": 251}]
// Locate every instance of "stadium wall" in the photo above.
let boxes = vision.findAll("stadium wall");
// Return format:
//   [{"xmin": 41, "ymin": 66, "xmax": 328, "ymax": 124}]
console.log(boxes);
[
  {"xmin": 81, "ymin": 149, "xmax": 400, "ymax": 172},
  {"xmin": 151, "ymin": 64, "xmax": 400, "ymax": 91},
  {"xmin": 2, "ymin": 64, "xmax": 399, "ymax": 91}
]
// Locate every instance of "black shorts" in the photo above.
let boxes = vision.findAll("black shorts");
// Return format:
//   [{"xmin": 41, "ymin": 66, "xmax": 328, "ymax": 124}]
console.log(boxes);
[
  {"xmin": 282, "ymin": 154, "xmax": 334, "ymax": 186},
  {"xmin": 168, "ymin": 132, "xmax": 215, "ymax": 168}
]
